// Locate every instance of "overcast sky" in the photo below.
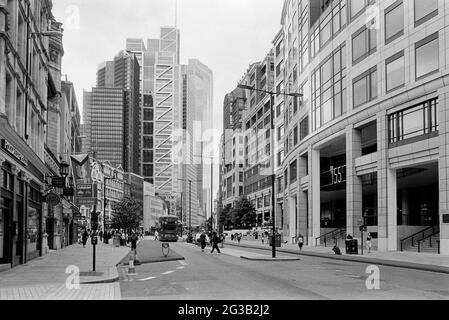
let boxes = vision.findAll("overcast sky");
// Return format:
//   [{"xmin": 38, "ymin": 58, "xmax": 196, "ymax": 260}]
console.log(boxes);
[{"xmin": 52, "ymin": 0, "xmax": 284, "ymax": 131}]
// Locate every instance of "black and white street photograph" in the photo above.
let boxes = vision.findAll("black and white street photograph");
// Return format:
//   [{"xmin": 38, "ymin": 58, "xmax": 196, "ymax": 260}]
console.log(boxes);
[{"xmin": 0, "ymin": 0, "xmax": 449, "ymax": 307}]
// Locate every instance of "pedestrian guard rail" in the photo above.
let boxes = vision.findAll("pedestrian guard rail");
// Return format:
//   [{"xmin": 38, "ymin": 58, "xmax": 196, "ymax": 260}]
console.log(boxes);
[
  {"xmin": 315, "ymin": 227, "xmax": 346, "ymax": 247},
  {"xmin": 400, "ymin": 225, "xmax": 439, "ymax": 251}
]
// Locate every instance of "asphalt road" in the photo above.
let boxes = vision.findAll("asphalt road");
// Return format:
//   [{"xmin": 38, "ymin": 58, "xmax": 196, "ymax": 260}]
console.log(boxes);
[{"xmin": 118, "ymin": 242, "xmax": 449, "ymax": 300}]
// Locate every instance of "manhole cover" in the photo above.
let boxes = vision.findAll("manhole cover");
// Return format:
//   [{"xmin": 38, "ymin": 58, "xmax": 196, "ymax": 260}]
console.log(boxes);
[{"xmin": 79, "ymin": 272, "xmax": 104, "ymax": 277}]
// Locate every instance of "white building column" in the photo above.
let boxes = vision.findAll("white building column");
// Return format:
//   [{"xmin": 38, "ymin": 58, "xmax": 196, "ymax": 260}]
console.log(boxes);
[
  {"xmin": 346, "ymin": 127, "xmax": 363, "ymax": 240},
  {"xmin": 438, "ymin": 87, "xmax": 449, "ymax": 255},
  {"xmin": 309, "ymin": 147, "xmax": 320, "ymax": 245},
  {"xmin": 298, "ymin": 156, "xmax": 308, "ymax": 242}
]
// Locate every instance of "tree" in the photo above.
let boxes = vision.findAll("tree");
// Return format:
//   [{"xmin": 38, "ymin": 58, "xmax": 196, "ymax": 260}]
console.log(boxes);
[
  {"xmin": 219, "ymin": 205, "xmax": 232, "ymax": 230},
  {"xmin": 230, "ymin": 197, "xmax": 257, "ymax": 229},
  {"xmin": 111, "ymin": 196, "xmax": 143, "ymax": 234}
]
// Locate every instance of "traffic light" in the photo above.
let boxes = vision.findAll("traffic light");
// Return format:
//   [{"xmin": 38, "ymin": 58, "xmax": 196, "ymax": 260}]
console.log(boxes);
[{"xmin": 91, "ymin": 211, "xmax": 100, "ymax": 231}]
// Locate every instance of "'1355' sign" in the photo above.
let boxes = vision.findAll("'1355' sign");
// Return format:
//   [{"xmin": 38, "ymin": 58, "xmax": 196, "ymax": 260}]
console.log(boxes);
[{"xmin": 330, "ymin": 165, "xmax": 346, "ymax": 185}]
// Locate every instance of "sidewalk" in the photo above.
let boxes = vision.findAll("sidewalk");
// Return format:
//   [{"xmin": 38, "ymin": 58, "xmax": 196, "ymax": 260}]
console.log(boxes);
[
  {"xmin": 225, "ymin": 237, "xmax": 449, "ymax": 274},
  {"xmin": 0, "ymin": 240, "xmax": 130, "ymax": 300}
]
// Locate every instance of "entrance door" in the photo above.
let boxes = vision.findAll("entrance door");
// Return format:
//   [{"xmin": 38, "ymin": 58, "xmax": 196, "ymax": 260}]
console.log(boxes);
[
  {"xmin": 0, "ymin": 207, "xmax": 4, "ymax": 261},
  {"xmin": 46, "ymin": 218, "xmax": 54, "ymax": 249},
  {"xmin": 0, "ymin": 198, "xmax": 11, "ymax": 264}
]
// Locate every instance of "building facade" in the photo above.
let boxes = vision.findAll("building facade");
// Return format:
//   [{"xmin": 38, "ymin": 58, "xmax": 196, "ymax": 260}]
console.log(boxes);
[
  {"xmin": 0, "ymin": 0, "xmax": 82, "ymax": 268},
  {"xmin": 277, "ymin": 0, "xmax": 448, "ymax": 254}
]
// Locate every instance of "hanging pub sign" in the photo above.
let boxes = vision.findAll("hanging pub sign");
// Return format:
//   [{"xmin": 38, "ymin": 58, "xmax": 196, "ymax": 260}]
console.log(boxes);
[
  {"xmin": 45, "ymin": 192, "xmax": 61, "ymax": 207},
  {"xmin": 1, "ymin": 139, "xmax": 28, "ymax": 166},
  {"xmin": 70, "ymin": 154, "xmax": 92, "ymax": 185}
]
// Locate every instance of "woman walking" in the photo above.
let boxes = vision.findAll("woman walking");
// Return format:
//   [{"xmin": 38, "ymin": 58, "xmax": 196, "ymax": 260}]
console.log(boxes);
[{"xmin": 82, "ymin": 229, "xmax": 89, "ymax": 248}]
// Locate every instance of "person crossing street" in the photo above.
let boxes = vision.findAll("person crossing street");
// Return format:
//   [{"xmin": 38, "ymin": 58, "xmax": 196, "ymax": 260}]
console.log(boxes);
[{"xmin": 211, "ymin": 232, "xmax": 221, "ymax": 254}]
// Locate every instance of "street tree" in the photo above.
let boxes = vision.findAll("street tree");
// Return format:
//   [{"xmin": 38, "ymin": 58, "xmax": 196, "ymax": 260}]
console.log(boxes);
[
  {"xmin": 219, "ymin": 205, "xmax": 232, "ymax": 230},
  {"xmin": 111, "ymin": 196, "xmax": 143, "ymax": 234},
  {"xmin": 230, "ymin": 197, "xmax": 257, "ymax": 229}
]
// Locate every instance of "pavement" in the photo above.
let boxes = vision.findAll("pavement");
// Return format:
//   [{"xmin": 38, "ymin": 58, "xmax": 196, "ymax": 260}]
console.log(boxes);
[
  {"xmin": 224, "ymin": 236, "xmax": 449, "ymax": 274},
  {"xmin": 0, "ymin": 240, "xmax": 130, "ymax": 300},
  {"xmin": 120, "ymin": 237, "xmax": 185, "ymax": 265}
]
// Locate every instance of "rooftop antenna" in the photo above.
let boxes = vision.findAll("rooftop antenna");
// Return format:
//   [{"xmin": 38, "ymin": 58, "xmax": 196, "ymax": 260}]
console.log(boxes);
[{"xmin": 174, "ymin": 0, "xmax": 178, "ymax": 28}]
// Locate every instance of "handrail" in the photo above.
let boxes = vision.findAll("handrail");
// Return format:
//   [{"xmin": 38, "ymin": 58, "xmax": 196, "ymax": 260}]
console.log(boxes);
[
  {"xmin": 400, "ymin": 225, "xmax": 435, "ymax": 251},
  {"xmin": 417, "ymin": 227, "xmax": 440, "ymax": 252},
  {"xmin": 315, "ymin": 227, "xmax": 345, "ymax": 247}
]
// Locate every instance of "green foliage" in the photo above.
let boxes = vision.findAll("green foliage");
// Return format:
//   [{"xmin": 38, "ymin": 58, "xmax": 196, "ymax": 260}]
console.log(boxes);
[
  {"xmin": 111, "ymin": 196, "xmax": 143, "ymax": 234},
  {"xmin": 221, "ymin": 197, "xmax": 257, "ymax": 229}
]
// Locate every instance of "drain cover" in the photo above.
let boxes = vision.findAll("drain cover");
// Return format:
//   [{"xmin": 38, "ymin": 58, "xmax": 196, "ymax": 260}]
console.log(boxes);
[{"xmin": 79, "ymin": 271, "xmax": 103, "ymax": 277}]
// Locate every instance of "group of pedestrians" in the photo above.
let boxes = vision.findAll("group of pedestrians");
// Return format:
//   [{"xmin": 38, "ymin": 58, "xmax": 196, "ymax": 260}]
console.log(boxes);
[
  {"xmin": 196, "ymin": 231, "xmax": 224, "ymax": 254},
  {"xmin": 230, "ymin": 233, "xmax": 242, "ymax": 244},
  {"xmin": 80, "ymin": 228, "xmax": 142, "ymax": 248}
]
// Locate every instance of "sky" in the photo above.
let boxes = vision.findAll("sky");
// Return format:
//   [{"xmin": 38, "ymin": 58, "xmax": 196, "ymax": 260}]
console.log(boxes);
[
  {"xmin": 51, "ymin": 0, "xmax": 285, "ymax": 197},
  {"xmin": 52, "ymin": 0, "xmax": 284, "ymax": 130}
]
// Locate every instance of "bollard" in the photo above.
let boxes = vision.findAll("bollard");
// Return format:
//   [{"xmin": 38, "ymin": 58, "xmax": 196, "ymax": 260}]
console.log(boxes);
[{"xmin": 128, "ymin": 255, "xmax": 137, "ymax": 275}]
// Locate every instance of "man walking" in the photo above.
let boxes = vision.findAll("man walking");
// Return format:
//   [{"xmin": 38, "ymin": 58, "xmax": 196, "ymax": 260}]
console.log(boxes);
[{"xmin": 211, "ymin": 232, "xmax": 221, "ymax": 254}]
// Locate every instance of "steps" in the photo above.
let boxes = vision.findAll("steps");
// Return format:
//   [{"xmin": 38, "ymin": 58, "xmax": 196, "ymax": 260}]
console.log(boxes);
[
  {"xmin": 0, "ymin": 264, "xmax": 11, "ymax": 273},
  {"xmin": 406, "ymin": 235, "xmax": 440, "ymax": 254}
]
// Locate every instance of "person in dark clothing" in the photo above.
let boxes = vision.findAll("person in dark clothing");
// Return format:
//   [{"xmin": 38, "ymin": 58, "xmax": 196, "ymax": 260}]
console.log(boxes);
[
  {"xmin": 106, "ymin": 231, "xmax": 111, "ymax": 244},
  {"xmin": 82, "ymin": 230, "xmax": 89, "ymax": 248},
  {"xmin": 130, "ymin": 233, "xmax": 138, "ymax": 251},
  {"xmin": 99, "ymin": 230, "xmax": 103, "ymax": 242},
  {"xmin": 199, "ymin": 233, "xmax": 207, "ymax": 252},
  {"xmin": 237, "ymin": 234, "xmax": 242, "ymax": 244},
  {"xmin": 211, "ymin": 232, "xmax": 221, "ymax": 253}
]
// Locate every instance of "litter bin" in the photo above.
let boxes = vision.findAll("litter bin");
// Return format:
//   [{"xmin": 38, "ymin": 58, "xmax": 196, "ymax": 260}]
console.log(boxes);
[
  {"xmin": 269, "ymin": 234, "xmax": 282, "ymax": 247},
  {"xmin": 345, "ymin": 239, "xmax": 358, "ymax": 254}
]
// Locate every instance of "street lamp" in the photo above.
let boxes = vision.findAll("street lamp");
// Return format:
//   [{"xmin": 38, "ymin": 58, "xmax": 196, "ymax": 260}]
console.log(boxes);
[
  {"xmin": 59, "ymin": 160, "xmax": 70, "ymax": 178},
  {"xmin": 238, "ymin": 83, "xmax": 302, "ymax": 258},
  {"xmin": 103, "ymin": 168, "xmax": 118, "ymax": 242}
]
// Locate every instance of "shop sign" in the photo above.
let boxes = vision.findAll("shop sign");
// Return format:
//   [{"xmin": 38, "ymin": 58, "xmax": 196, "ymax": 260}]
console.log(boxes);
[
  {"xmin": 52, "ymin": 177, "xmax": 66, "ymax": 188},
  {"xmin": 76, "ymin": 198, "xmax": 97, "ymax": 206},
  {"xmin": 46, "ymin": 192, "xmax": 61, "ymax": 207},
  {"xmin": 76, "ymin": 184, "xmax": 94, "ymax": 197},
  {"xmin": 1, "ymin": 139, "xmax": 28, "ymax": 166}
]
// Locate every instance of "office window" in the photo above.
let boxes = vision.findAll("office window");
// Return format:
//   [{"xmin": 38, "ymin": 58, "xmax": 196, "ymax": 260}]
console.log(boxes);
[
  {"xmin": 353, "ymin": 67, "xmax": 377, "ymax": 108},
  {"xmin": 294, "ymin": 126, "xmax": 298, "ymax": 146},
  {"xmin": 300, "ymin": 116, "xmax": 309, "ymax": 141},
  {"xmin": 352, "ymin": 25, "xmax": 376, "ymax": 65},
  {"xmin": 388, "ymin": 98, "xmax": 438, "ymax": 144},
  {"xmin": 350, "ymin": 0, "xmax": 366, "ymax": 19},
  {"xmin": 386, "ymin": 51, "xmax": 405, "ymax": 92},
  {"xmin": 415, "ymin": 0, "xmax": 438, "ymax": 27},
  {"xmin": 385, "ymin": 0, "xmax": 404, "ymax": 44},
  {"xmin": 415, "ymin": 33, "xmax": 439, "ymax": 80}
]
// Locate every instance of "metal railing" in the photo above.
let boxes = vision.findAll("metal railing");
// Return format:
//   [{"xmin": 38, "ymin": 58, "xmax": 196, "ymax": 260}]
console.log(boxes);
[
  {"xmin": 417, "ymin": 230, "xmax": 440, "ymax": 253},
  {"xmin": 315, "ymin": 227, "xmax": 346, "ymax": 247},
  {"xmin": 400, "ymin": 225, "xmax": 438, "ymax": 251}
]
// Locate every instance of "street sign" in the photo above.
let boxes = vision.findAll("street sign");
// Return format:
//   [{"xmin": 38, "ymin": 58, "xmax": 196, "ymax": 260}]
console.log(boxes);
[
  {"xmin": 46, "ymin": 193, "xmax": 61, "ymax": 207},
  {"xmin": 75, "ymin": 197, "xmax": 97, "ymax": 205}
]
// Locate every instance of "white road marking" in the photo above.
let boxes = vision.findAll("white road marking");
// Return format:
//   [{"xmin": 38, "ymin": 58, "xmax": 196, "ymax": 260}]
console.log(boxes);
[
  {"xmin": 138, "ymin": 276, "xmax": 157, "ymax": 281},
  {"xmin": 179, "ymin": 260, "xmax": 187, "ymax": 266},
  {"xmin": 343, "ymin": 275, "xmax": 362, "ymax": 279},
  {"xmin": 161, "ymin": 271, "xmax": 174, "ymax": 275},
  {"xmin": 176, "ymin": 266, "xmax": 185, "ymax": 270}
]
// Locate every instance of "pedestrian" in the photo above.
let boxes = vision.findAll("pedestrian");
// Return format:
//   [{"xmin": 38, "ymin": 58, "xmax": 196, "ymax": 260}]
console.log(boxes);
[
  {"xmin": 82, "ymin": 229, "xmax": 89, "ymax": 248},
  {"xmin": 155, "ymin": 230, "xmax": 159, "ymax": 241},
  {"xmin": 366, "ymin": 232, "xmax": 372, "ymax": 253},
  {"xmin": 199, "ymin": 232, "xmax": 207, "ymax": 252},
  {"xmin": 297, "ymin": 234, "xmax": 304, "ymax": 252},
  {"xmin": 211, "ymin": 232, "xmax": 221, "ymax": 254},
  {"xmin": 99, "ymin": 230, "xmax": 103, "ymax": 242},
  {"xmin": 106, "ymin": 231, "xmax": 111, "ymax": 244},
  {"xmin": 237, "ymin": 233, "xmax": 242, "ymax": 244},
  {"xmin": 261, "ymin": 233, "xmax": 264, "ymax": 245},
  {"xmin": 130, "ymin": 232, "xmax": 138, "ymax": 251},
  {"xmin": 219, "ymin": 233, "xmax": 225, "ymax": 248},
  {"xmin": 230, "ymin": 234, "xmax": 234, "ymax": 241}
]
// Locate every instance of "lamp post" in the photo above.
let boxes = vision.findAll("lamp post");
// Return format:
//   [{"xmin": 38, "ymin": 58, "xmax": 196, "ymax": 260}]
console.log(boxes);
[
  {"xmin": 238, "ymin": 84, "xmax": 302, "ymax": 258},
  {"xmin": 103, "ymin": 167, "xmax": 117, "ymax": 243}
]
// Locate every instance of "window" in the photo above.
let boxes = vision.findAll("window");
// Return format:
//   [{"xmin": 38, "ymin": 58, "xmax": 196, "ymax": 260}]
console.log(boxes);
[
  {"xmin": 350, "ymin": 0, "xmax": 366, "ymax": 19},
  {"xmin": 388, "ymin": 98, "xmax": 438, "ymax": 144},
  {"xmin": 352, "ymin": 25, "xmax": 376, "ymax": 65},
  {"xmin": 415, "ymin": 33, "xmax": 439, "ymax": 80},
  {"xmin": 290, "ymin": 160, "xmax": 297, "ymax": 183},
  {"xmin": 385, "ymin": 0, "xmax": 404, "ymax": 44},
  {"xmin": 386, "ymin": 51, "xmax": 405, "ymax": 92},
  {"xmin": 300, "ymin": 117, "xmax": 309, "ymax": 140},
  {"xmin": 294, "ymin": 126, "xmax": 298, "ymax": 146},
  {"xmin": 353, "ymin": 67, "xmax": 377, "ymax": 108},
  {"xmin": 414, "ymin": 0, "xmax": 438, "ymax": 27}
]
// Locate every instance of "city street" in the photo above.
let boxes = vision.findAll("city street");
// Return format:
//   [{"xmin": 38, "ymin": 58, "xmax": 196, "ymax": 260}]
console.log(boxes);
[{"xmin": 119, "ymin": 242, "xmax": 449, "ymax": 300}]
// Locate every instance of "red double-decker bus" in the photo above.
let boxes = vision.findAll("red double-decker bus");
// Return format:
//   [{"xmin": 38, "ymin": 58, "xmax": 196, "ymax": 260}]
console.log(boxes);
[{"xmin": 157, "ymin": 215, "xmax": 179, "ymax": 242}]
